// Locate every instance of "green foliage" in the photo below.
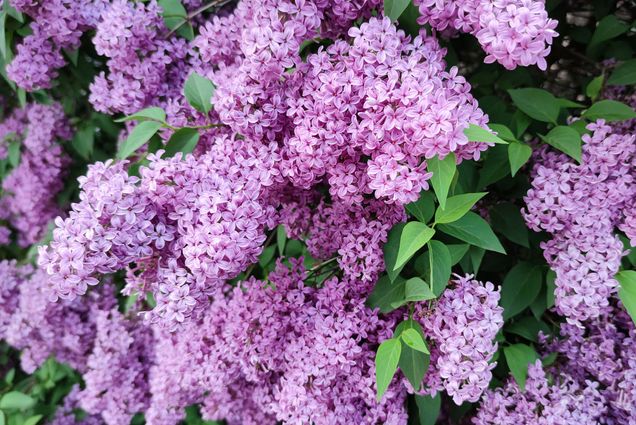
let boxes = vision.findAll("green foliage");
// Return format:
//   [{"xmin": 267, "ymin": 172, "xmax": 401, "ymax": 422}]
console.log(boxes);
[
  {"xmin": 503, "ymin": 344, "xmax": 539, "ymax": 390},
  {"xmin": 426, "ymin": 153, "xmax": 456, "ymax": 209},
  {"xmin": 184, "ymin": 72, "xmax": 215, "ymax": 114}
]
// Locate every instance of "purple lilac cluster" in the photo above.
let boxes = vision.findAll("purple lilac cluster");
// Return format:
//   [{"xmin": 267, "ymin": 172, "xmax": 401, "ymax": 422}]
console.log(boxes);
[
  {"xmin": 39, "ymin": 135, "xmax": 277, "ymax": 329},
  {"xmin": 78, "ymin": 309, "xmax": 154, "ymax": 425},
  {"xmin": 475, "ymin": 305, "xmax": 636, "ymax": 424},
  {"xmin": 49, "ymin": 385, "xmax": 103, "ymax": 425},
  {"xmin": 523, "ymin": 120, "xmax": 636, "ymax": 323},
  {"xmin": 0, "ymin": 103, "xmax": 71, "ymax": 247},
  {"xmin": 419, "ymin": 274, "xmax": 504, "ymax": 404},
  {"xmin": 413, "ymin": 0, "xmax": 558, "ymax": 70},
  {"xmin": 147, "ymin": 259, "xmax": 408, "ymax": 425},
  {"xmin": 7, "ymin": 0, "xmax": 105, "ymax": 90},
  {"xmin": 473, "ymin": 360, "xmax": 606, "ymax": 424},
  {"xmin": 0, "ymin": 260, "xmax": 116, "ymax": 373}
]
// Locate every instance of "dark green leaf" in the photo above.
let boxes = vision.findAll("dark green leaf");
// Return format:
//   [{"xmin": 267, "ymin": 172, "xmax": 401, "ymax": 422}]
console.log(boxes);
[
  {"xmin": 504, "ymin": 344, "xmax": 539, "ymax": 391},
  {"xmin": 394, "ymin": 222, "xmax": 435, "ymax": 270},
  {"xmin": 405, "ymin": 191, "xmax": 435, "ymax": 223},
  {"xmin": 490, "ymin": 202, "xmax": 530, "ymax": 248},
  {"xmin": 435, "ymin": 192, "xmax": 486, "ymax": 224},
  {"xmin": 546, "ymin": 269, "xmax": 556, "ymax": 309},
  {"xmin": 582, "ymin": 100, "xmax": 636, "ymax": 122},
  {"xmin": 258, "ymin": 245, "xmax": 276, "ymax": 267},
  {"xmin": 508, "ymin": 88, "xmax": 560, "ymax": 124},
  {"xmin": 117, "ymin": 121, "xmax": 163, "ymax": 159},
  {"xmin": 587, "ymin": 15, "xmax": 628, "ymax": 55},
  {"xmin": 71, "ymin": 126, "xmax": 95, "ymax": 160},
  {"xmin": 427, "ymin": 153, "xmax": 456, "ymax": 210},
  {"xmin": 0, "ymin": 11, "xmax": 6, "ymax": 59},
  {"xmin": 115, "ymin": 107, "xmax": 166, "ymax": 123},
  {"xmin": 488, "ymin": 124, "xmax": 516, "ymax": 142},
  {"xmin": 478, "ymin": 145, "xmax": 510, "ymax": 188},
  {"xmin": 184, "ymin": 72, "xmax": 215, "ymax": 114},
  {"xmin": 540, "ymin": 126, "xmax": 582, "ymax": 163},
  {"xmin": 463, "ymin": 123, "xmax": 508, "ymax": 144},
  {"xmin": 383, "ymin": 0, "xmax": 410, "ymax": 21},
  {"xmin": 415, "ymin": 394, "xmax": 441, "ymax": 425},
  {"xmin": 447, "ymin": 244, "xmax": 469, "ymax": 265},
  {"xmin": 384, "ymin": 223, "xmax": 407, "ymax": 282},
  {"xmin": 508, "ymin": 142, "xmax": 532, "ymax": 177},
  {"xmin": 608, "ymin": 59, "xmax": 636, "ymax": 85},
  {"xmin": 399, "ymin": 344, "xmax": 429, "ymax": 390},
  {"xmin": 617, "ymin": 270, "xmax": 636, "ymax": 325},
  {"xmin": 367, "ymin": 276, "xmax": 406, "ymax": 314},
  {"xmin": 505, "ymin": 317, "xmax": 550, "ymax": 342},
  {"xmin": 426, "ymin": 240, "xmax": 451, "ymax": 296},
  {"xmin": 164, "ymin": 127, "xmax": 200, "ymax": 157},
  {"xmin": 500, "ymin": 263, "xmax": 543, "ymax": 320},
  {"xmin": 7, "ymin": 140, "xmax": 19, "ymax": 167},
  {"xmin": 277, "ymin": 225, "xmax": 286, "ymax": 256},
  {"xmin": 557, "ymin": 98, "xmax": 585, "ymax": 108},
  {"xmin": 375, "ymin": 338, "xmax": 401, "ymax": 401},
  {"xmin": 438, "ymin": 212, "xmax": 505, "ymax": 254},
  {"xmin": 586, "ymin": 75, "xmax": 604, "ymax": 100}
]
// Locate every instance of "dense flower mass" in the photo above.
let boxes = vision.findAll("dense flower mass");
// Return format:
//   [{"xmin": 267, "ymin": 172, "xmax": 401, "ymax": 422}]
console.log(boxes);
[
  {"xmin": 0, "ymin": 102, "xmax": 71, "ymax": 246},
  {"xmin": 2, "ymin": 0, "xmax": 635, "ymax": 424},
  {"xmin": 420, "ymin": 274, "xmax": 504, "ymax": 404},
  {"xmin": 523, "ymin": 120, "xmax": 636, "ymax": 323},
  {"xmin": 413, "ymin": 0, "xmax": 558, "ymax": 70}
]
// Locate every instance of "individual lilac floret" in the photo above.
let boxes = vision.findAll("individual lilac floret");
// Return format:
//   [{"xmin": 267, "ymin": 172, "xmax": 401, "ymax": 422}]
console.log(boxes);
[
  {"xmin": 78, "ymin": 309, "xmax": 154, "ymax": 425},
  {"xmin": 419, "ymin": 274, "xmax": 504, "ymax": 404},
  {"xmin": 523, "ymin": 120, "xmax": 636, "ymax": 323},
  {"xmin": 473, "ymin": 360, "xmax": 606, "ymax": 425},
  {"xmin": 413, "ymin": 0, "xmax": 558, "ymax": 70}
]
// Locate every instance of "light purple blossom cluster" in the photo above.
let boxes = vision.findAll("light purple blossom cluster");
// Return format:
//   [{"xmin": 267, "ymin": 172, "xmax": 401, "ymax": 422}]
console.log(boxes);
[
  {"xmin": 0, "ymin": 102, "xmax": 71, "ymax": 247},
  {"xmin": 523, "ymin": 120, "xmax": 636, "ymax": 323},
  {"xmin": 419, "ymin": 274, "xmax": 504, "ymax": 404},
  {"xmin": 39, "ymin": 135, "xmax": 277, "ymax": 329},
  {"xmin": 147, "ymin": 259, "xmax": 408, "ymax": 425},
  {"xmin": 0, "ymin": 260, "xmax": 116, "ymax": 373},
  {"xmin": 473, "ymin": 359, "xmax": 607, "ymax": 424},
  {"xmin": 78, "ymin": 309, "xmax": 154, "ymax": 425},
  {"xmin": 7, "ymin": 0, "xmax": 105, "ymax": 90},
  {"xmin": 413, "ymin": 0, "xmax": 558, "ymax": 70}
]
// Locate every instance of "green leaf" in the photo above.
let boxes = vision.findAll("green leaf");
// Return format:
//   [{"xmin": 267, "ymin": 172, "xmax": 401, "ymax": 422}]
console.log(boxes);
[
  {"xmin": 404, "ymin": 277, "xmax": 436, "ymax": 302},
  {"xmin": 546, "ymin": 269, "xmax": 556, "ymax": 309},
  {"xmin": 383, "ymin": 0, "xmax": 410, "ymax": 21},
  {"xmin": 276, "ymin": 225, "xmax": 287, "ymax": 256},
  {"xmin": 258, "ymin": 245, "xmax": 276, "ymax": 267},
  {"xmin": 435, "ymin": 192, "xmax": 487, "ymax": 224},
  {"xmin": 367, "ymin": 276, "xmax": 406, "ymax": 314},
  {"xmin": 490, "ymin": 202, "xmax": 530, "ymax": 248},
  {"xmin": 375, "ymin": 338, "xmax": 402, "ymax": 401},
  {"xmin": 447, "ymin": 244, "xmax": 469, "ymax": 265},
  {"xmin": 508, "ymin": 88, "xmax": 560, "ymax": 124},
  {"xmin": 477, "ymin": 145, "xmax": 510, "ymax": 189},
  {"xmin": 587, "ymin": 15, "xmax": 628, "ymax": 55},
  {"xmin": 503, "ymin": 344, "xmax": 539, "ymax": 391},
  {"xmin": 0, "ymin": 411, "xmax": 4, "ymax": 425},
  {"xmin": 164, "ymin": 127, "xmax": 200, "ymax": 157},
  {"xmin": 582, "ymin": 100, "xmax": 636, "ymax": 122},
  {"xmin": 463, "ymin": 123, "xmax": 508, "ymax": 144},
  {"xmin": 115, "ymin": 106, "xmax": 166, "ymax": 123},
  {"xmin": 586, "ymin": 75, "xmax": 604, "ymax": 100},
  {"xmin": 608, "ymin": 59, "xmax": 636, "ymax": 85},
  {"xmin": 427, "ymin": 153, "xmax": 456, "ymax": 209},
  {"xmin": 399, "ymin": 343, "xmax": 429, "ymax": 390},
  {"xmin": 617, "ymin": 270, "xmax": 636, "ymax": 325},
  {"xmin": 394, "ymin": 222, "xmax": 436, "ymax": 270},
  {"xmin": 438, "ymin": 212, "xmax": 505, "ymax": 254},
  {"xmin": 488, "ymin": 124, "xmax": 516, "ymax": 142},
  {"xmin": 23, "ymin": 415, "xmax": 42, "ymax": 425},
  {"xmin": 540, "ymin": 126, "xmax": 582, "ymax": 163},
  {"xmin": 7, "ymin": 140, "xmax": 19, "ymax": 167},
  {"xmin": 117, "ymin": 121, "xmax": 163, "ymax": 159},
  {"xmin": 426, "ymin": 240, "xmax": 451, "ymax": 296},
  {"xmin": 0, "ymin": 11, "xmax": 7, "ymax": 60},
  {"xmin": 557, "ymin": 98, "xmax": 585, "ymax": 109},
  {"xmin": 405, "ymin": 191, "xmax": 435, "ymax": 223},
  {"xmin": 500, "ymin": 263, "xmax": 543, "ymax": 320},
  {"xmin": 415, "ymin": 394, "xmax": 441, "ymax": 425},
  {"xmin": 508, "ymin": 142, "xmax": 533, "ymax": 177},
  {"xmin": 159, "ymin": 0, "xmax": 194, "ymax": 40},
  {"xmin": 71, "ymin": 126, "xmax": 95, "ymax": 160},
  {"xmin": 184, "ymin": 72, "xmax": 215, "ymax": 114},
  {"xmin": 505, "ymin": 316, "xmax": 550, "ymax": 342},
  {"xmin": 0, "ymin": 392, "xmax": 35, "ymax": 410},
  {"xmin": 400, "ymin": 328, "xmax": 429, "ymax": 354},
  {"xmin": 384, "ymin": 223, "xmax": 407, "ymax": 282}
]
